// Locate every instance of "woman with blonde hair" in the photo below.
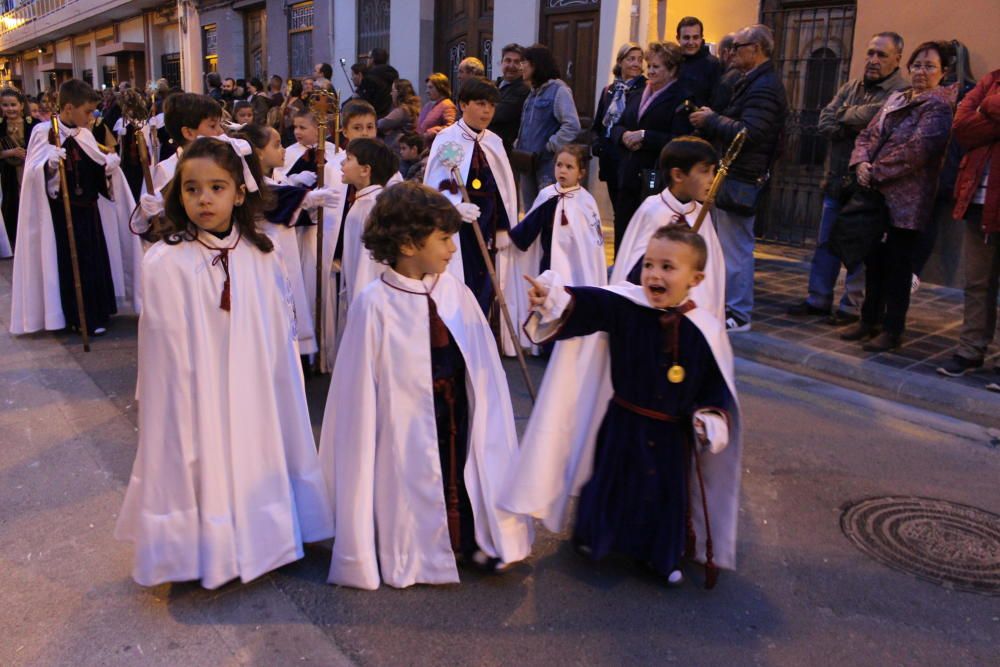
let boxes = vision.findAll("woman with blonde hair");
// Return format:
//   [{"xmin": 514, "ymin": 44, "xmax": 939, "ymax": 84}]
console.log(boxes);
[
  {"xmin": 610, "ymin": 41, "xmax": 693, "ymax": 249},
  {"xmin": 417, "ymin": 73, "xmax": 457, "ymax": 146},
  {"xmin": 593, "ymin": 42, "xmax": 645, "ymax": 223}
]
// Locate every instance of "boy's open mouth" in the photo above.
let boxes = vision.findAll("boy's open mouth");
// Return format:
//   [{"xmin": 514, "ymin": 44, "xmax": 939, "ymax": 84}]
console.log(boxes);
[{"xmin": 647, "ymin": 285, "xmax": 667, "ymax": 295}]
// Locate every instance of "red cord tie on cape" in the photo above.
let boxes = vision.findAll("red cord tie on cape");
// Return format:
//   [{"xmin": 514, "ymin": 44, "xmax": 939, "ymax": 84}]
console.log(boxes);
[
  {"xmin": 555, "ymin": 189, "xmax": 576, "ymax": 226},
  {"xmin": 197, "ymin": 230, "xmax": 241, "ymax": 312}
]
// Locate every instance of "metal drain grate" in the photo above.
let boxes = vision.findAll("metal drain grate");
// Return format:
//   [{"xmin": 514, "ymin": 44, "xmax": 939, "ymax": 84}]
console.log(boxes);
[{"xmin": 840, "ymin": 496, "xmax": 1000, "ymax": 596}]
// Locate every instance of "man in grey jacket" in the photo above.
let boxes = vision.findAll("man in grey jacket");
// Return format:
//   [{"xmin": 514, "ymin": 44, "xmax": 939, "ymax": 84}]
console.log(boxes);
[{"xmin": 787, "ymin": 32, "xmax": 908, "ymax": 325}]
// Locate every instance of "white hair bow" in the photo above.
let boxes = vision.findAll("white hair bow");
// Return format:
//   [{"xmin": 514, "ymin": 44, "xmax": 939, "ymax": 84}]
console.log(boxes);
[{"xmin": 206, "ymin": 134, "xmax": 260, "ymax": 192}]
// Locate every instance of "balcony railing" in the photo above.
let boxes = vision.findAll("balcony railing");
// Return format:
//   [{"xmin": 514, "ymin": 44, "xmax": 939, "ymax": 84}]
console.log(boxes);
[{"xmin": 0, "ymin": 0, "xmax": 75, "ymax": 40}]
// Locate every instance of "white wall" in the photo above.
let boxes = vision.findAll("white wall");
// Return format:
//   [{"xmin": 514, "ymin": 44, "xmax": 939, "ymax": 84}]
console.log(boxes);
[
  {"xmin": 388, "ymin": 0, "xmax": 435, "ymax": 88},
  {"xmin": 331, "ymin": 0, "xmax": 357, "ymax": 96},
  {"xmin": 492, "ymin": 0, "xmax": 539, "ymax": 77},
  {"xmin": 120, "ymin": 17, "xmax": 144, "ymax": 42}
]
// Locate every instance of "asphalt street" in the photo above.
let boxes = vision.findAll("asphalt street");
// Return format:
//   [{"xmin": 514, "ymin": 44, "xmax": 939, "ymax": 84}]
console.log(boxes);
[{"xmin": 2, "ymin": 260, "xmax": 998, "ymax": 666}]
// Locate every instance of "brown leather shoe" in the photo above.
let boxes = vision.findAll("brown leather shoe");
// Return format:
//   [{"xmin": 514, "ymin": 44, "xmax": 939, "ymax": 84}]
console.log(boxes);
[
  {"xmin": 863, "ymin": 331, "xmax": 902, "ymax": 352},
  {"xmin": 840, "ymin": 322, "xmax": 879, "ymax": 341}
]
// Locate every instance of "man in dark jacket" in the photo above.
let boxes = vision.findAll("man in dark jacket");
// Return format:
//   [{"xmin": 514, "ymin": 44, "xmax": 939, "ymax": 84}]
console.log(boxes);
[
  {"xmin": 690, "ymin": 23, "xmax": 788, "ymax": 332},
  {"xmin": 787, "ymin": 32, "xmax": 908, "ymax": 325},
  {"xmin": 676, "ymin": 17, "xmax": 722, "ymax": 108},
  {"xmin": 359, "ymin": 48, "xmax": 398, "ymax": 118},
  {"xmin": 936, "ymin": 68, "xmax": 1000, "ymax": 384},
  {"xmin": 488, "ymin": 43, "xmax": 530, "ymax": 154}
]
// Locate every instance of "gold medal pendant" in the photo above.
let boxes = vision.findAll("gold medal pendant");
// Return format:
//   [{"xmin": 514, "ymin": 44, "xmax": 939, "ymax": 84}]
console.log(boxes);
[
  {"xmin": 667, "ymin": 364, "xmax": 685, "ymax": 384},
  {"xmin": 471, "ymin": 178, "xmax": 482, "ymax": 190}
]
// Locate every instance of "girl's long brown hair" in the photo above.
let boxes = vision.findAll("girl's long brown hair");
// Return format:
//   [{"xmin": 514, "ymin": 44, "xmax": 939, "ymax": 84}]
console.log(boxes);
[{"xmin": 161, "ymin": 137, "xmax": 274, "ymax": 252}]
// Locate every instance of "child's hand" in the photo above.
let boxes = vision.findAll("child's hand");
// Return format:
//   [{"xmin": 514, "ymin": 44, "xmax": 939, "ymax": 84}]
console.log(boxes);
[{"xmin": 524, "ymin": 274, "xmax": 549, "ymax": 309}]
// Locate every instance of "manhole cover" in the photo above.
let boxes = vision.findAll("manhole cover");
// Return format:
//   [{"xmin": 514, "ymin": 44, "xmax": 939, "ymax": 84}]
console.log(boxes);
[{"xmin": 840, "ymin": 496, "xmax": 1000, "ymax": 595}]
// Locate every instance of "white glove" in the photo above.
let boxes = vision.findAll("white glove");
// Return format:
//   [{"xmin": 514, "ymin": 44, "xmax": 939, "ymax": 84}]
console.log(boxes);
[
  {"xmin": 139, "ymin": 192, "xmax": 164, "ymax": 218},
  {"xmin": 287, "ymin": 171, "xmax": 318, "ymax": 188},
  {"xmin": 693, "ymin": 411, "xmax": 729, "ymax": 454},
  {"xmin": 456, "ymin": 202, "xmax": 481, "ymax": 223},
  {"xmin": 532, "ymin": 270, "xmax": 571, "ymax": 321},
  {"xmin": 302, "ymin": 187, "xmax": 341, "ymax": 211},
  {"xmin": 103, "ymin": 152, "xmax": 121, "ymax": 174},
  {"xmin": 45, "ymin": 145, "xmax": 66, "ymax": 170},
  {"xmin": 494, "ymin": 230, "xmax": 511, "ymax": 250}
]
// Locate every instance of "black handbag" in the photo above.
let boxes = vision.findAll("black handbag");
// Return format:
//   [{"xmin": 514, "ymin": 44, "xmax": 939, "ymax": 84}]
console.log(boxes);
[
  {"xmin": 715, "ymin": 176, "xmax": 765, "ymax": 216},
  {"xmin": 828, "ymin": 131, "xmax": 892, "ymax": 268},
  {"xmin": 509, "ymin": 149, "xmax": 537, "ymax": 174},
  {"xmin": 828, "ymin": 177, "xmax": 888, "ymax": 268}
]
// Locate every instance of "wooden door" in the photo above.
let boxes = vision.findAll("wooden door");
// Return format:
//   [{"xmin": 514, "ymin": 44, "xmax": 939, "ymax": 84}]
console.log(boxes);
[
  {"xmin": 434, "ymin": 0, "xmax": 493, "ymax": 86},
  {"xmin": 541, "ymin": 1, "xmax": 600, "ymax": 127},
  {"xmin": 245, "ymin": 8, "xmax": 267, "ymax": 80}
]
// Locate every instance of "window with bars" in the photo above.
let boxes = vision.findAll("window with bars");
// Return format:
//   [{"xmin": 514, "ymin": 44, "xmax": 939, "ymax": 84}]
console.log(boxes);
[
  {"xmin": 357, "ymin": 0, "xmax": 390, "ymax": 61},
  {"xmin": 203, "ymin": 23, "xmax": 218, "ymax": 72},
  {"xmin": 161, "ymin": 53, "xmax": 181, "ymax": 87},
  {"xmin": 82, "ymin": 69, "xmax": 93, "ymax": 86},
  {"xmin": 289, "ymin": 1, "xmax": 314, "ymax": 78}
]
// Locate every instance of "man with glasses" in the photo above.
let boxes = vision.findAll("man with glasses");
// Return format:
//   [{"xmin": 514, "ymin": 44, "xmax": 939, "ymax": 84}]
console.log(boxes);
[
  {"xmin": 690, "ymin": 24, "xmax": 788, "ymax": 332},
  {"xmin": 787, "ymin": 32, "xmax": 908, "ymax": 325}
]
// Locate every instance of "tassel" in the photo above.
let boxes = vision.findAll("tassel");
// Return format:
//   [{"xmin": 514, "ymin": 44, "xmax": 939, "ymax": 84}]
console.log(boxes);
[
  {"xmin": 220, "ymin": 276, "xmax": 231, "ymax": 311},
  {"xmin": 427, "ymin": 296, "xmax": 450, "ymax": 348},
  {"xmin": 561, "ymin": 209, "xmax": 570, "ymax": 226}
]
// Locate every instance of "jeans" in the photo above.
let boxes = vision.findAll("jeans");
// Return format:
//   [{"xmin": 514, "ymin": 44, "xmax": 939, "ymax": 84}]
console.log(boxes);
[
  {"xmin": 957, "ymin": 206, "xmax": 999, "ymax": 362},
  {"xmin": 518, "ymin": 156, "xmax": 555, "ymax": 215},
  {"xmin": 714, "ymin": 207, "xmax": 756, "ymax": 323},
  {"xmin": 806, "ymin": 195, "xmax": 865, "ymax": 315},
  {"xmin": 861, "ymin": 227, "xmax": 919, "ymax": 335}
]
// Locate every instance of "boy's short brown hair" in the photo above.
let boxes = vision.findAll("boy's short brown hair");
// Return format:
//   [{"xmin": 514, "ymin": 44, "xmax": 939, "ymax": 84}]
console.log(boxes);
[
  {"xmin": 342, "ymin": 99, "xmax": 376, "ymax": 126},
  {"xmin": 164, "ymin": 93, "xmax": 223, "ymax": 146},
  {"xmin": 58, "ymin": 79, "xmax": 100, "ymax": 109},
  {"xmin": 362, "ymin": 182, "xmax": 461, "ymax": 265},
  {"xmin": 651, "ymin": 223, "xmax": 708, "ymax": 271}
]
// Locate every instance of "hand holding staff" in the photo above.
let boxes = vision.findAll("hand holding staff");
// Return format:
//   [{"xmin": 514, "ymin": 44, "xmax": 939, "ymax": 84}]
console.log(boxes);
[
  {"xmin": 307, "ymin": 89, "xmax": 340, "ymax": 374},
  {"xmin": 691, "ymin": 129, "xmax": 748, "ymax": 233},
  {"xmin": 50, "ymin": 117, "xmax": 90, "ymax": 352},
  {"xmin": 441, "ymin": 148, "xmax": 536, "ymax": 402}
]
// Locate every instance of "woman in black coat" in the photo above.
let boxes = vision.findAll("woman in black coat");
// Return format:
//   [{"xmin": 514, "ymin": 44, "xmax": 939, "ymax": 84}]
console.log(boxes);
[
  {"xmin": 610, "ymin": 42, "xmax": 693, "ymax": 251},
  {"xmin": 593, "ymin": 43, "xmax": 645, "ymax": 213}
]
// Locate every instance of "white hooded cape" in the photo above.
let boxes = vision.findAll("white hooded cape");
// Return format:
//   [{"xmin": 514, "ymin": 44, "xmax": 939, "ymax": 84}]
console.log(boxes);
[
  {"xmin": 339, "ymin": 184, "xmax": 385, "ymax": 311},
  {"xmin": 260, "ymin": 175, "xmax": 316, "ymax": 354},
  {"xmin": 504, "ymin": 184, "xmax": 607, "ymax": 354},
  {"xmin": 10, "ymin": 121, "xmax": 142, "ymax": 333},
  {"xmin": 319, "ymin": 269, "xmax": 534, "ymax": 590},
  {"xmin": 277, "ymin": 142, "xmax": 347, "ymax": 370},
  {"xmin": 423, "ymin": 121, "xmax": 518, "ymax": 293},
  {"xmin": 613, "ymin": 190, "xmax": 726, "ymax": 323},
  {"xmin": 499, "ymin": 282, "xmax": 743, "ymax": 570},
  {"xmin": 115, "ymin": 228, "xmax": 333, "ymax": 589}
]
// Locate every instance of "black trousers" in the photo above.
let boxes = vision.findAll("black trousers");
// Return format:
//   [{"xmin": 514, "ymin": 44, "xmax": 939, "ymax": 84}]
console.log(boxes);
[{"xmin": 861, "ymin": 227, "xmax": 919, "ymax": 335}]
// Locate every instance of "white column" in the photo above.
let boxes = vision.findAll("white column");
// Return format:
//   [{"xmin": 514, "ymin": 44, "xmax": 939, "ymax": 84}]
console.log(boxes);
[
  {"xmin": 492, "ymin": 0, "xmax": 539, "ymax": 78},
  {"xmin": 331, "ymin": 0, "xmax": 357, "ymax": 95},
  {"xmin": 178, "ymin": 0, "xmax": 203, "ymax": 92},
  {"xmin": 388, "ymin": 0, "xmax": 434, "ymax": 87}
]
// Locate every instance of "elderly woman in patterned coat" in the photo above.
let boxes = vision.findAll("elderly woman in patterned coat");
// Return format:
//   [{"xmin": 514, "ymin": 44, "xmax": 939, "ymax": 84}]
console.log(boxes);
[{"xmin": 841, "ymin": 40, "xmax": 958, "ymax": 352}]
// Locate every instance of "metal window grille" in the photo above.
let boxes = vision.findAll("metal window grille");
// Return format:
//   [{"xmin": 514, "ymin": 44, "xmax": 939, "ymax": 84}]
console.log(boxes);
[
  {"xmin": 161, "ymin": 53, "xmax": 181, "ymax": 87},
  {"xmin": 289, "ymin": 1, "xmax": 314, "ymax": 31},
  {"xmin": 481, "ymin": 37, "xmax": 493, "ymax": 80},
  {"xmin": 758, "ymin": 1, "xmax": 857, "ymax": 245},
  {"xmin": 357, "ymin": 0, "xmax": 390, "ymax": 61}
]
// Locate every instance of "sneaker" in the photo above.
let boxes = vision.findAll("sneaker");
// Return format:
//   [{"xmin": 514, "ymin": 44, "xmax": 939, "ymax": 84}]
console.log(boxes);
[
  {"xmin": 986, "ymin": 382, "xmax": 1000, "ymax": 393},
  {"xmin": 725, "ymin": 314, "xmax": 751, "ymax": 333},
  {"xmin": 786, "ymin": 301, "xmax": 829, "ymax": 317},
  {"xmin": 935, "ymin": 355, "xmax": 983, "ymax": 377},
  {"xmin": 863, "ymin": 331, "xmax": 902, "ymax": 352},
  {"xmin": 911, "ymin": 274, "xmax": 921, "ymax": 294},
  {"xmin": 91, "ymin": 327, "xmax": 108, "ymax": 337}
]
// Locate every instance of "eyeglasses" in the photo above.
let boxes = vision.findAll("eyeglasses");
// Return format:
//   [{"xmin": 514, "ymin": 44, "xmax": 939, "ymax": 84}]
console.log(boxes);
[
  {"xmin": 909, "ymin": 63, "xmax": 939, "ymax": 72},
  {"xmin": 732, "ymin": 42, "xmax": 756, "ymax": 50}
]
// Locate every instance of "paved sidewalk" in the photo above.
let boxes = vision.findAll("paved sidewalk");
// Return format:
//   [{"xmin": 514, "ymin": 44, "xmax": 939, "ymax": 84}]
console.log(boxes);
[{"xmin": 735, "ymin": 243, "xmax": 999, "ymax": 425}]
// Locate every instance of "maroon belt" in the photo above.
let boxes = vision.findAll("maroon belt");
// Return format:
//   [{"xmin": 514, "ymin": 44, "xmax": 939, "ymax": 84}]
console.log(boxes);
[{"xmin": 612, "ymin": 394, "xmax": 679, "ymax": 422}]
